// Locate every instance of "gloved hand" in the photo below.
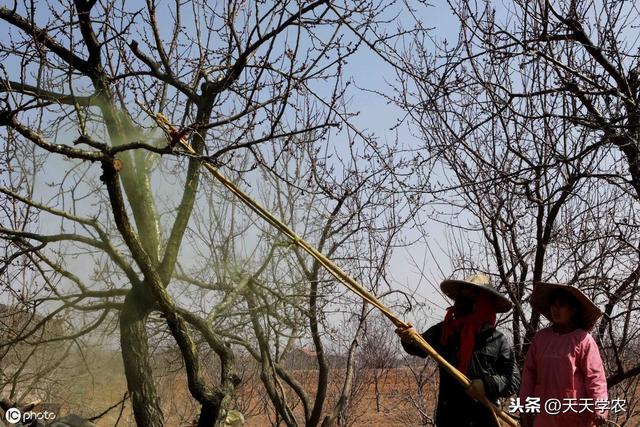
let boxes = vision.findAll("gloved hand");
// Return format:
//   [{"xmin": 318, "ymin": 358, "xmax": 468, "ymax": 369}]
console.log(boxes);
[
  {"xmin": 465, "ymin": 379, "xmax": 486, "ymax": 401},
  {"xmin": 394, "ymin": 324, "xmax": 416, "ymax": 343}
]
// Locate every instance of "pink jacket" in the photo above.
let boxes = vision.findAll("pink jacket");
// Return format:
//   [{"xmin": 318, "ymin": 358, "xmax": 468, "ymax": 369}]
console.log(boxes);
[{"xmin": 520, "ymin": 327, "xmax": 608, "ymax": 426}]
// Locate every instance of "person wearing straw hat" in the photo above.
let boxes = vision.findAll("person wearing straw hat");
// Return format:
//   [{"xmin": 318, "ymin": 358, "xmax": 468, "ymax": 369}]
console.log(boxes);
[
  {"xmin": 520, "ymin": 282, "xmax": 608, "ymax": 427},
  {"xmin": 396, "ymin": 273, "xmax": 520, "ymax": 427}
]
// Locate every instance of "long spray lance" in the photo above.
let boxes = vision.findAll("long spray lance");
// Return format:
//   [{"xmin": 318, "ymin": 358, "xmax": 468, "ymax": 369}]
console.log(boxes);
[{"xmin": 150, "ymin": 111, "xmax": 518, "ymax": 427}]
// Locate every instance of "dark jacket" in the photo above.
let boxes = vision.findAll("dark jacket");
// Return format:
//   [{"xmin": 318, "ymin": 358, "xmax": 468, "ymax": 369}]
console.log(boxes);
[{"xmin": 402, "ymin": 322, "xmax": 520, "ymax": 427}]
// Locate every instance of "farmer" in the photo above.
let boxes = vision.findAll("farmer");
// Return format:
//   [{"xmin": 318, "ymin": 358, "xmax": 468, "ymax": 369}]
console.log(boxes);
[
  {"xmin": 396, "ymin": 273, "xmax": 520, "ymax": 426},
  {"xmin": 520, "ymin": 282, "xmax": 608, "ymax": 427}
]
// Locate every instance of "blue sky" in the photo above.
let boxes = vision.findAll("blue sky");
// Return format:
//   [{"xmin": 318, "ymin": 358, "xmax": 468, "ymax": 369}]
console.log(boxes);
[{"xmin": 0, "ymin": 0, "xmax": 473, "ymax": 328}]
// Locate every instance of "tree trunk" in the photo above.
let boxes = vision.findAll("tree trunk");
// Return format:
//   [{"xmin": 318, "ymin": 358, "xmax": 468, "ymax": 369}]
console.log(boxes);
[
  {"xmin": 198, "ymin": 401, "xmax": 221, "ymax": 427},
  {"xmin": 120, "ymin": 289, "xmax": 164, "ymax": 427}
]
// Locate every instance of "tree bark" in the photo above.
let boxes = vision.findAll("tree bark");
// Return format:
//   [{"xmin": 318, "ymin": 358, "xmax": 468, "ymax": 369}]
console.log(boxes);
[{"xmin": 120, "ymin": 289, "xmax": 164, "ymax": 427}]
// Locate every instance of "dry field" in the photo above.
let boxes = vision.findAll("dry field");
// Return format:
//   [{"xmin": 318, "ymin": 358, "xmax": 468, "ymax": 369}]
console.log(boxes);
[
  {"xmin": 27, "ymin": 357, "xmax": 640, "ymax": 426},
  {"xmin": 49, "ymin": 363, "xmax": 441, "ymax": 426}
]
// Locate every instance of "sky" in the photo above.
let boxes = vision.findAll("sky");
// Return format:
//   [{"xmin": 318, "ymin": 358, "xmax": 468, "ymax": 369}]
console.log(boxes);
[
  {"xmin": 340, "ymin": 3, "xmax": 464, "ymax": 324},
  {"xmin": 0, "ymin": 0, "xmax": 474, "ymax": 330}
]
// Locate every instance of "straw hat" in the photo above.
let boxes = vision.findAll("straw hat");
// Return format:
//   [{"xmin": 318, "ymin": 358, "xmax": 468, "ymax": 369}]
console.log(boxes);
[
  {"xmin": 531, "ymin": 282, "xmax": 602, "ymax": 331},
  {"xmin": 440, "ymin": 273, "xmax": 513, "ymax": 313}
]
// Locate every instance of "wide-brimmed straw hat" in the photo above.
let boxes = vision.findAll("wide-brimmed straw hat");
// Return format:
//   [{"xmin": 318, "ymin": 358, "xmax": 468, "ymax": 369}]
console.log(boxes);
[
  {"xmin": 531, "ymin": 282, "xmax": 602, "ymax": 331},
  {"xmin": 440, "ymin": 273, "xmax": 513, "ymax": 313}
]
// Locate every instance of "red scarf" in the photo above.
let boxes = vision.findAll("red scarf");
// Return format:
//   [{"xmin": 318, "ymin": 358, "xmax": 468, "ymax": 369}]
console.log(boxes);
[{"xmin": 440, "ymin": 292, "xmax": 497, "ymax": 374}]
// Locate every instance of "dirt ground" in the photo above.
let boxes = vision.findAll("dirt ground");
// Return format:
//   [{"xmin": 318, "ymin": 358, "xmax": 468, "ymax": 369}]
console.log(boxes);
[
  {"xmin": 57, "ymin": 365, "xmax": 439, "ymax": 426},
  {"xmin": 44, "ymin": 362, "xmax": 639, "ymax": 426},
  {"xmin": 242, "ymin": 367, "xmax": 439, "ymax": 427}
]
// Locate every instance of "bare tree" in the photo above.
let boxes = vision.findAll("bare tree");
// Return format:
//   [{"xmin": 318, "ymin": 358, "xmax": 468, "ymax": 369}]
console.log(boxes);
[
  {"xmin": 0, "ymin": 1, "xmax": 393, "ymax": 425},
  {"xmin": 396, "ymin": 354, "xmax": 438, "ymax": 427},
  {"xmin": 195, "ymin": 133, "xmax": 410, "ymax": 426},
  {"xmin": 383, "ymin": 0, "xmax": 640, "ymax": 423},
  {"xmin": 359, "ymin": 313, "xmax": 398, "ymax": 414}
]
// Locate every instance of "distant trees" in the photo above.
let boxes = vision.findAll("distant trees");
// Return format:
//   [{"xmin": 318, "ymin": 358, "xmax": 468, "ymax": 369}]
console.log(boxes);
[{"xmin": 389, "ymin": 2, "xmax": 640, "ymax": 423}]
